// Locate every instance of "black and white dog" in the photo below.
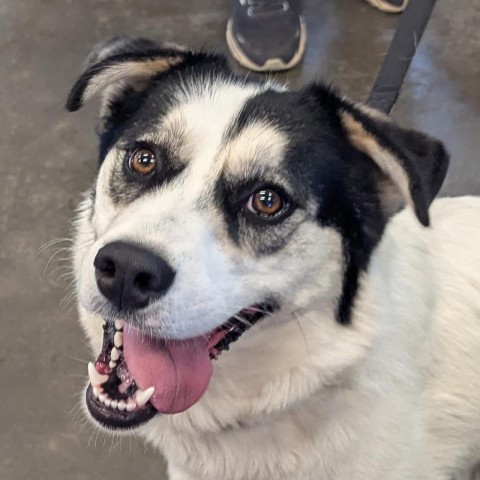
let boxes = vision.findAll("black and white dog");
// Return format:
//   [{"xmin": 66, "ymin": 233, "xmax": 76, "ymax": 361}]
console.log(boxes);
[{"xmin": 67, "ymin": 37, "xmax": 480, "ymax": 480}]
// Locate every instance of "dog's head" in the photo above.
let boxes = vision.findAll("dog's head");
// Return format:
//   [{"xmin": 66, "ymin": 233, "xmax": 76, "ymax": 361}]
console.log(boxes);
[{"xmin": 67, "ymin": 37, "xmax": 448, "ymax": 432}]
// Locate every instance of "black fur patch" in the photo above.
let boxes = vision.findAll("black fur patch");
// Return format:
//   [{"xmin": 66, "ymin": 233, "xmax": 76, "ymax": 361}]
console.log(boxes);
[
  {"xmin": 218, "ymin": 176, "xmax": 301, "ymax": 256},
  {"xmin": 223, "ymin": 85, "xmax": 388, "ymax": 323}
]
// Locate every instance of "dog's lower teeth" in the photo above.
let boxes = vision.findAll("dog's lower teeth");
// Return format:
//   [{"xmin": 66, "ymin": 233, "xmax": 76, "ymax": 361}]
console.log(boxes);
[
  {"xmin": 114, "ymin": 332, "xmax": 123, "ymax": 348},
  {"xmin": 135, "ymin": 386, "xmax": 155, "ymax": 407},
  {"xmin": 94, "ymin": 389, "xmax": 139, "ymax": 412},
  {"xmin": 109, "ymin": 361, "xmax": 117, "ymax": 369}
]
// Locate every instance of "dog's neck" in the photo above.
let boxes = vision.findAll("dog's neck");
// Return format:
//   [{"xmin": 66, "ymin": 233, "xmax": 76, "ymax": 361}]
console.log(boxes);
[{"xmin": 147, "ymin": 350, "xmax": 424, "ymax": 480}]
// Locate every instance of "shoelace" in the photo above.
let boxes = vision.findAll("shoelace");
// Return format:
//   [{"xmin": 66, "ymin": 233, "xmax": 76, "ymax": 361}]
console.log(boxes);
[{"xmin": 246, "ymin": 0, "xmax": 290, "ymax": 17}]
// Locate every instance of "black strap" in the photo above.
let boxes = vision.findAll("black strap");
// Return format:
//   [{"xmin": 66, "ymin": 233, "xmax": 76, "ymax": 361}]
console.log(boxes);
[{"xmin": 367, "ymin": 0, "xmax": 438, "ymax": 114}]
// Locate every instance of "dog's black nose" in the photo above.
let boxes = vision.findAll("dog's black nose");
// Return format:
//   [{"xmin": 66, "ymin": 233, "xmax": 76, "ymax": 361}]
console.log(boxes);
[{"xmin": 94, "ymin": 241, "xmax": 175, "ymax": 311}]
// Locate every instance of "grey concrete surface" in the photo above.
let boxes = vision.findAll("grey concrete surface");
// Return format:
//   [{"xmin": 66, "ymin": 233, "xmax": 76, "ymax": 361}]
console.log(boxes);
[{"xmin": 0, "ymin": 0, "xmax": 478, "ymax": 479}]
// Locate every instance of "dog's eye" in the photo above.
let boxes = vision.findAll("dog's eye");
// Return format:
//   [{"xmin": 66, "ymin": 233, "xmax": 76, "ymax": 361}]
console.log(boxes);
[
  {"xmin": 246, "ymin": 189, "xmax": 285, "ymax": 217},
  {"xmin": 128, "ymin": 148, "xmax": 157, "ymax": 176}
]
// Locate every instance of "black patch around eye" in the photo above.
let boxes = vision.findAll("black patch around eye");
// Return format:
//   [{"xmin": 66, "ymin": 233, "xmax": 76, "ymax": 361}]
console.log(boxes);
[
  {"xmin": 234, "ymin": 214, "xmax": 299, "ymax": 255},
  {"xmin": 216, "ymin": 178, "xmax": 298, "ymax": 255},
  {"xmin": 108, "ymin": 142, "xmax": 186, "ymax": 204}
]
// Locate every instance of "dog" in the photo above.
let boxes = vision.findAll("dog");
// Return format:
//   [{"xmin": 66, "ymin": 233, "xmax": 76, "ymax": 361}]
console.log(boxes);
[{"xmin": 66, "ymin": 36, "xmax": 480, "ymax": 480}]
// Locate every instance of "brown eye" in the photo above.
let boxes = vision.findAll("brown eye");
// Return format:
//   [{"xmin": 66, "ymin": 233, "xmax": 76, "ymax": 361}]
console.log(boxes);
[
  {"xmin": 247, "ymin": 189, "xmax": 284, "ymax": 216},
  {"xmin": 128, "ymin": 148, "xmax": 157, "ymax": 176}
]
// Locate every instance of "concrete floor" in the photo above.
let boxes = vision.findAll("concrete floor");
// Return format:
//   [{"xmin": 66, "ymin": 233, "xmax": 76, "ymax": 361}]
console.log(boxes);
[{"xmin": 0, "ymin": 0, "xmax": 479, "ymax": 479}]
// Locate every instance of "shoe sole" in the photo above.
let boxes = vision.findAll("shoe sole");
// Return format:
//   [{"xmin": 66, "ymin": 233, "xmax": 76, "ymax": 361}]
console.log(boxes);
[
  {"xmin": 364, "ymin": 0, "xmax": 409, "ymax": 13},
  {"xmin": 226, "ymin": 16, "xmax": 307, "ymax": 72}
]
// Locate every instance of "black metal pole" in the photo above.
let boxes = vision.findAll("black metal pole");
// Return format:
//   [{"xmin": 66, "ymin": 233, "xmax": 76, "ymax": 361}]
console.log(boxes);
[{"xmin": 367, "ymin": 0, "xmax": 438, "ymax": 115}]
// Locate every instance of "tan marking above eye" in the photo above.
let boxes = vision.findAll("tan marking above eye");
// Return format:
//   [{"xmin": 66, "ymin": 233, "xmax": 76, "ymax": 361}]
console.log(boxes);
[
  {"xmin": 249, "ymin": 189, "xmax": 283, "ymax": 216},
  {"xmin": 128, "ymin": 148, "xmax": 157, "ymax": 176}
]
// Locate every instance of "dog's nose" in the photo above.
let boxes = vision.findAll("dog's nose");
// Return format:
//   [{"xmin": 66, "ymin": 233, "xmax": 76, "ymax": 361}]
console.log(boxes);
[{"xmin": 94, "ymin": 241, "xmax": 175, "ymax": 311}]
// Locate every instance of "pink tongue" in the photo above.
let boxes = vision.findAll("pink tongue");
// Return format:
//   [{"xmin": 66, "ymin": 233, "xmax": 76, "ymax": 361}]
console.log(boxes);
[{"xmin": 123, "ymin": 325, "xmax": 213, "ymax": 414}]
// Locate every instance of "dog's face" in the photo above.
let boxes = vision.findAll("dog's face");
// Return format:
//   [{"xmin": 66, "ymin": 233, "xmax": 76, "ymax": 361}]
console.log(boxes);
[{"xmin": 68, "ymin": 37, "xmax": 448, "ymax": 433}]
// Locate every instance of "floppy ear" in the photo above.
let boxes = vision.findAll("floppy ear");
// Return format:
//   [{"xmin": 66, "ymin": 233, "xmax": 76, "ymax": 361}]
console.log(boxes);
[
  {"xmin": 338, "ymin": 101, "xmax": 449, "ymax": 227},
  {"xmin": 66, "ymin": 36, "xmax": 189, "ymax": 113}
]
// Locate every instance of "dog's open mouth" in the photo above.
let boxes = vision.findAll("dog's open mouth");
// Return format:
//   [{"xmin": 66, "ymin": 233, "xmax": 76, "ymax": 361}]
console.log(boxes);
[{"xmin": 85, "ymin": 303, "xmax": 273, "ymax": 429}]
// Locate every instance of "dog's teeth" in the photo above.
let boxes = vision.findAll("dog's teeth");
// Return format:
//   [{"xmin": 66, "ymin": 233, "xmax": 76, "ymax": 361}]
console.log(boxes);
[
  {"xmin": 117, "ymin": 400, "xmax": 126, "ymax": 412},
  {"xmin": 110, "ymin": 347, "xmax": 121, "ymax": 361},
  {"xmin": 88, "ymin": 362, "xmax": 108, "ymax": 387},
  {"xmin": 126, "ymin": 400, "xmax": 136, "ymax": 412},
  {"xmin": 109, "ymin": 361, "xmax": 117, "ymax": 369},
  {"xmin": 110, "ymin": 399, "xmax": 118, "ymax": 410},
  {"xmin": 99, "ymin": 393, "xmax": 107, "ymax": 403},
  {"xmin": 92, "ymin": 387, "xmax": 100, "ymax": 399},
  {"xmin": 114, "ymin": 332, "xmax": 123, "ymax": 348},
  {"xmin": 104, "ymin": 397, "xmax": 111, "ymax": 407},
  {"xmin": 135, "ymin": 386, "xmax": 154, "ymax": 407},
  {"xmin": 114, "ymin": 320, "xmax": 125, "ymax": 331}
]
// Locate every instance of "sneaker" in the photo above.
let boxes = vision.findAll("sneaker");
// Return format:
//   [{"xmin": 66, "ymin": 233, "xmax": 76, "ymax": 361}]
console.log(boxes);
[
  {"xmin": 226, "ymin": 0, "xmax": 307, "ymax": 72},
  {"xmin": 364, "ymin": 0, "xmax": 409, "ymax": 13}
]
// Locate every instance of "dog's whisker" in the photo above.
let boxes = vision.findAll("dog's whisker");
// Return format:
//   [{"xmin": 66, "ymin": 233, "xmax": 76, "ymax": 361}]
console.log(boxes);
[
  {"xmin": 68, "ymin": 398, "xmax": 85, "ymax": 415},
  {"xmin": 229, "ymin": 313, "xmax": 253, "ymax": 329},
  {"xmin": 57, "ymin": 272, "xmax": 76, "ymax": 283},
  {"xmin": 86, "ymin": 429, "xmax": 96, "ymax": 449},
  {"xmin": 109, "ymin": 435, "xmax": 123, "ymax": 454},
  {"xmin": 93, "ymin": 428, "xmax": 101, "ymax": 449},
  {"xmin": 60, "ymin": 290, "xmax": 77, "ymax": 308},
  {"xmin": 42, "ymin": 248, "xmax": 75, "ymax": 278},
  {"xmin": 292, "ymin": 311, "xmax": 311, "ymax": 359},
  {"xmin": 59, "ymin": 293, "xmax": 74, "ymax": 308},
  {"xmin": 72, "ymin": 239, "xmax": 95, "ymax": 252},
  {"xmin": 242, "ymin": 306, "xmax": 274, "ymax": 317},
  {"xmin": 62, "ymin": 352, "xmax": 90, "ymax": 365},
  {"xmin": 48, "ymin": 264, "xmax": 74, "ymax": 274},
  {"xmin": 65, "ymin": 303, "xmax": 78, "ymax": 318},
  {"xmin": 35, "ymin": 237, "xmax": 73, "ymax": 258},
  {"xmin": 45, "ymin": 257, "xmax": 74, "ymax": 267},
  {"xmin": 49, "ymin": 268, "xmax": 76, "ymax": 283}
]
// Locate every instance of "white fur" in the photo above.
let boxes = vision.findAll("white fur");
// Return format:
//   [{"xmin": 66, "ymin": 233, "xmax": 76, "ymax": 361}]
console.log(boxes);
[
  {"xmin": 142, "ymin": 197, "xmax": 480, "ymax": 480},
  {"xmin": 72, "ymin": 79, "xmax": 480, "ymax": 479}
]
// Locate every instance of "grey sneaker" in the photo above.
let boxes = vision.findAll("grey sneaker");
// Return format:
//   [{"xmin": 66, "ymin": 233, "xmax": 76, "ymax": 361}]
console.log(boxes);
[
  {"xmin": 364, "ymin": 0, "xmax": 409, "ymax": 13},
  {"xmin": 226, "ymin": 0, "xmax": 307, "ymax": 72}
]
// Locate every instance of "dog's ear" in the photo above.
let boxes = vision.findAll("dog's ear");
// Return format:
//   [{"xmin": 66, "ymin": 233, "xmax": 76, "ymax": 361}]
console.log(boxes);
[
  {"xmin": 66, "ymin": 36, "xmax": 189, "ymax": 113},
  {"xmin": 310, "ymin": 85, "xmax": 449, "ymax": 227},
  {"xmin": 340, "ymin": 101, "xmax": 449, "ymax": 227}
]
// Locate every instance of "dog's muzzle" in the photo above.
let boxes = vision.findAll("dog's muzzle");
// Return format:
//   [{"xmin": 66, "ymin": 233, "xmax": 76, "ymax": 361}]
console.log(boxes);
[{"xmin": 85, "ymin": 305, "xmax": 275, "ymax": 430}]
